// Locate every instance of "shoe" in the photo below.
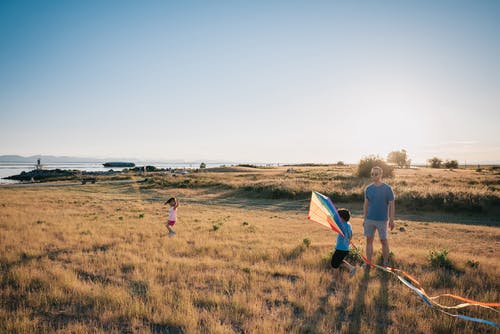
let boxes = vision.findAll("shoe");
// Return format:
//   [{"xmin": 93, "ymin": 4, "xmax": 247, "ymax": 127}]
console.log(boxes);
[
  {"xmin": 349, "ymin": 267, "xmax": 357, "ymax": 277},
  {"xmin": 169, "ymin": 231, "xmax": 176, "ymax": 236}
]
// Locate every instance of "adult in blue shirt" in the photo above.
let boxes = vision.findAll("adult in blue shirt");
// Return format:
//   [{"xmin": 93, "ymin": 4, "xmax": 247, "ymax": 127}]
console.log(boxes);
[{"xmin": 363, "ymin": 166, "xmax": 395, "ymax": 267}]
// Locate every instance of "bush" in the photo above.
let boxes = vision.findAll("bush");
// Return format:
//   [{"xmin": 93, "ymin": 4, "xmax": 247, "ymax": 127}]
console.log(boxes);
[
  {"xmin": 429, "ymin": 249, "xmax": 454, "ymax": 269},
  {"xmin": 466, "ymin": 260, "xmax": 479, "ymax": 268},
  {"xmin": 444, "ymin": 160, "xmax": 459, "ymax": 169},
  {"xmin": 428, "ymin": 157, "xmax": 442, "ymax": 168},
  {"xmin": 357, "ymin": 156, "xmax": 394, "ymax": 178},
  {"xmin": 302, "ymin": 238, "xmax": 311, "ymax": 248}
]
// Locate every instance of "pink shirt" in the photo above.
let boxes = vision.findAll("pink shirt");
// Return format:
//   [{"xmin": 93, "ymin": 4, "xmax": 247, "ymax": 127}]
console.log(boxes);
[{"xmin": 168, "ymin": 206, "xmax": 177, "ymax": 221}]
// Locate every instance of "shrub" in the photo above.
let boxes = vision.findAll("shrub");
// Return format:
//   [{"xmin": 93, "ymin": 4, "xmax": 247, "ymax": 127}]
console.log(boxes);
[
  {"xmin": 444, "ymin": 160, "xmax": 459, "ymax": 169},
  {"xmin": 357, "ymin": 156, "xmax": 394, "ymax": 178},
  {"xmin": 428, "ymin": 249, "xmax": 454, "ymax": 269},
  {"xmin": 428, "ymin": 157, "xmax": 442, "ymax": 168},
  {"xmin": 346, "ymin": 247, "xmax": 363, "ymax": 265},
  {"xmin": 466, "ymin": 260, "xmax": 479, "ymax": 268},
  {"xmin": 302, "ymin": 238, "xmax": 311, "ymax": 248}
]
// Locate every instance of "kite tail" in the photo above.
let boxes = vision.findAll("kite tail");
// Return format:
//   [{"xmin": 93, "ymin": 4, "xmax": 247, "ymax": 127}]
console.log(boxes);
[
  {"xmin": 429, "ymin": 294, "xmax": 500, "ymax": 309},
  {"xmin": 396, "ymin": 274, "xmax": 500, "ymax": 328},
  {"xmin": 349, "ymin": 241, "xmax": 500, "ymax": 328}
]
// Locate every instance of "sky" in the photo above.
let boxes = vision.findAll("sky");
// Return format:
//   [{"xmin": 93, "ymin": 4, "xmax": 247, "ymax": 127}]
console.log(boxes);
[{"xmin": 1, "ymin": 1, "xmax": 499, "ymax": 164}]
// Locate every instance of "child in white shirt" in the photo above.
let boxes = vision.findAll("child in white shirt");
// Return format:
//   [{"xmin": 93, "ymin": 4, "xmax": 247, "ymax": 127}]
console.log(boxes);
[{"xmin": 164, "ymin": 197, "xmax": 179, "ymax": 236}]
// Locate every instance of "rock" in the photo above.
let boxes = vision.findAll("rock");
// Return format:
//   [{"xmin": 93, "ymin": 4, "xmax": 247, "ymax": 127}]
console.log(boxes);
[{"xmin": 5, "ymin": 169, "xmax": 79, "ymax": 181}]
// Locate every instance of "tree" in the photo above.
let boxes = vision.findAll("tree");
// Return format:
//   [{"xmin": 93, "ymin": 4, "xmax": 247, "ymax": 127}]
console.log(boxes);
[
  {"xmin": 387, "ymin": 149, "xmax": 411, "ymax": 168},
  {"xmin": 357, "ymin": 155, "xmax": 394, "ymax": 178},
  {"xmin": 444, "ymin": 160, "xmax": 458, "ymax": 169},
  {"xmin": 428, "ymin": 157, "xmax": 442, "ymax": 168}
]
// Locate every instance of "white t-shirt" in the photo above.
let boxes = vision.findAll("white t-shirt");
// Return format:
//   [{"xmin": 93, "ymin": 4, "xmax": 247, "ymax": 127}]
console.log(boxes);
[{"xmin": 168, "ymin": 206, "xmax": 177, "ymax": 221}]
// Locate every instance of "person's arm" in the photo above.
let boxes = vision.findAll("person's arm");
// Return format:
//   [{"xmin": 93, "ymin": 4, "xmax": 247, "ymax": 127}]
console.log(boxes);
[
  {"xmin": 388, "ymin": 200, "xmax": 395, "ymax": 230},
  {"xmin": 174, "ymin": 198, "xmax": 179, "ymax": 209},
  {"xmin": 363, "ymin": 198, "xmax": 368, "ymax": 226}
]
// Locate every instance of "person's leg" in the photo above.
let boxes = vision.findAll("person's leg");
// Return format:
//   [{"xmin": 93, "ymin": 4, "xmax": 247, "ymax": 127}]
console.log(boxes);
[
  {"xmin": 166, "ymin": 223, "xmax": 175, "ymax": 234},
  {"xmin": 331, "ymin": 250, "xmax": 344, "ymax": 269},
  {"xmin": 364, "ymin": 219, "xmax": 376, "ymax": 264},
  {"xmin": 167, "ymin": 220, "xmax": 176, "ymax": 234},
  {"xmin": 381, "ymin": 239, "xmax": 390, "ymax": 266},
  {"xmin": 378, "ymin": 220, "xmax": 389, "ymax": 266},
  {"xmin": 366, "ymin": 236, "xmax": 374, "ymax": 262},
  {"xmin": 343, "ymin": 260, "xmax": 357, "ymax": 276}
]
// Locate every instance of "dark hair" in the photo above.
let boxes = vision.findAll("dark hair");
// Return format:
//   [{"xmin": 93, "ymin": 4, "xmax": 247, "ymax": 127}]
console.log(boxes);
[
  {"xmin": 337, "ymin": 208, "xmax": 350, "ymax": 222},
  {"xmin": 167, "ymin": 197, "xmax": 176, "ymax": 204}
]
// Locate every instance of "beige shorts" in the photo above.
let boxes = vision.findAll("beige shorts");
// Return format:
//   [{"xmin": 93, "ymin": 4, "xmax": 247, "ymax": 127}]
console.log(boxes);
[{"xmin": 364, "ymin": 219, "xmax": 388, "ymax": 240}]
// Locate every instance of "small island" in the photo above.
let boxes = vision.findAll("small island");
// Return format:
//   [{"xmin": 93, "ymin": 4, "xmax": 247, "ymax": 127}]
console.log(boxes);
[{"xmin": 103, "ymin": 162, "xmax": 135, "ymax": 168}]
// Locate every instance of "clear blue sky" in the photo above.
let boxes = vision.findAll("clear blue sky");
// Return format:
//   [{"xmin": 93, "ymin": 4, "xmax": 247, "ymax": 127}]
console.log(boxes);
[{"xmin": 1, "ymin": 1, "xmax": 499, "ymax": 163}]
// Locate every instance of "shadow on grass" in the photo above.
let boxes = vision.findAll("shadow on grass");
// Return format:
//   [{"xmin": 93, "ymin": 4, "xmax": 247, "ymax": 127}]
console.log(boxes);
[
  {"xmin": 347, "ymin": 269, "xmax": 370, "ymax": 334},
  {"xmin": 0, "ymin": 243, "xmax": 117, "ymax": 274},
  {"xmin": 375, "ymin": 271, "xmax": 391, "ymax": 334},
  {"xmin": 298, "ymin": 278, "xmax": 338, "ymax": 333},
  {"xmin": 344, "ymin": 269, "xmax": 392, "ymax": 334},
  {"xmin": 297, "ymin": 267, "xmax": 390, "ymax": 333}
]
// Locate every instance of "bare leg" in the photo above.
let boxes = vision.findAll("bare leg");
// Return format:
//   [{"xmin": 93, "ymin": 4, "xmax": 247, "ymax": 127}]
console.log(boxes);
[
  {"xmin": 381, "ymin": 239, "xmax": 390, "ymax": 266},
  {"xmin": 366, "ymin": 236, "xmax": 374, "ymax": 262},
  {"xmin": 342, "ymin": 260, "xmax": 354, "ymax": 270},
  {"xmin": 343, "ymin": 260, "xmax": 357, "ymax": 276}
]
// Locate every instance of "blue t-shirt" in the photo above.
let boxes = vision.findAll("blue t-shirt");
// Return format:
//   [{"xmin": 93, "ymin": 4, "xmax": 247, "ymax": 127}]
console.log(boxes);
[
  {"xmin": 336, "ymin": 221, "xmax": 352, "ymax": 251},
  {"xmin": 365, "ymin": 183, "xmax": 395, "ymax": 221}
]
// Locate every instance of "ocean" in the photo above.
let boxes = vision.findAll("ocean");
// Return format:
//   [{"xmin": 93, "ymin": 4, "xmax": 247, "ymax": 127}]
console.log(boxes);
[{"xmin": 0, "ymin": 161, "xmax": 233, "ymax": 184}]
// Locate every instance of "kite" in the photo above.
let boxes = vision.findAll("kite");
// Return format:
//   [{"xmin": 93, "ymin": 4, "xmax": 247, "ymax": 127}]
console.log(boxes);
[
  {"xmin": 307, "ymin": 191, "xmax": 500, "ymax": 328},
  {"xmin": 308, "ymin": 191, "xmax": 345, "ymax": 236}
]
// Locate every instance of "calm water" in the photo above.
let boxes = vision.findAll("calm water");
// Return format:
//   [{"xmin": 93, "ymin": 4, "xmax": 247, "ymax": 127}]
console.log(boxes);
[{"xmin": 0, "ymin": 162, "xmax": 231, "ymax": 184}]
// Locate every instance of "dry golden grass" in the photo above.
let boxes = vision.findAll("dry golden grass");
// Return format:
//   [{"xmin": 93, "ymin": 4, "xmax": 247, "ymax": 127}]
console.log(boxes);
[
  {"xmin": 146, "ymin": 165, "xmax": 500, "ymax": 217},
  {"xmin": 0, "ymin": 167, "xmax": 499, "ymax": 333}
]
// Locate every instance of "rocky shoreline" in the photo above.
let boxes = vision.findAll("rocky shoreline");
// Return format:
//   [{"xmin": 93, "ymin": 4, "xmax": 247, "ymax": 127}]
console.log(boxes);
[
  {"xmin": 4, "ymin": 169, "xmax": 118, "ymax": 182},
  {"xmin": 4, "ymin": 165, "xmax": 175, "ymax": 182}
]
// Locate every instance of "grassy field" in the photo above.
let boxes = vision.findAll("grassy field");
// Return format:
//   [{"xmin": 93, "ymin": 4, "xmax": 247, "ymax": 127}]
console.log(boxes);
[
  {"xmin": 0, "ymin": 166, "xmax": 499, "ymax": 333},
  {"xmin": 146, "ymin": 165, "xmax": 500, "ymax": 217}
]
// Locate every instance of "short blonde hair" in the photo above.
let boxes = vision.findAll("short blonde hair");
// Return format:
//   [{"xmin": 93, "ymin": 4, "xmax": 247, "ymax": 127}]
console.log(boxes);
[{"xmin": 371, "ymin": 166, "xmax": 383, "ymax": 175}]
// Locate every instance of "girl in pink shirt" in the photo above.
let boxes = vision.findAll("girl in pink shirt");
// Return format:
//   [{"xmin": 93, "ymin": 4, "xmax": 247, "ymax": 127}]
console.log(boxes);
[{"xmin": 164, "ymin": 197, "xmax": 179, "ymax": 236}]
